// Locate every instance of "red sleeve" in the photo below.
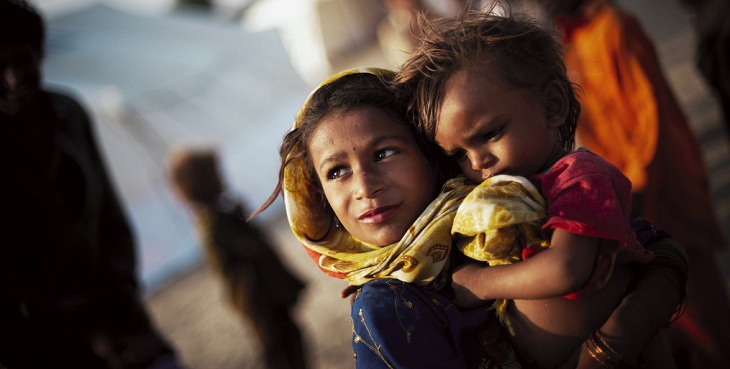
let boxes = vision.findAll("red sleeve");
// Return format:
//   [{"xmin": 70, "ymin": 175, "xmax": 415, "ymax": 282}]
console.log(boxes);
[
  {"xmin": 538, "ymin": 152, "xmax": 633, "ymax": 244},
  {"xmin": 534, "ymin": 151, "xmax": 651, "ymax": 265}
]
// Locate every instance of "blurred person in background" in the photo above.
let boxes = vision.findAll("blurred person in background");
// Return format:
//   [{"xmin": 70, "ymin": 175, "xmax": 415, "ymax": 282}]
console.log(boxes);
[
  {"xmin": 376, "ymin": 0, "xmax": 532, "ymax": 67},
  {"xmin": 377, "ymin": 0, "xmax": 490, "ymax": 66},
  {"xmin": 168, "ymin": 147, "xmax": 308, "ymax": 369},
  {"xmin": 533, "ymin": 0, "xmax": 730, "ymax": 367},
  {"xmin": 677, "ymin": 0, "xmax": 730, "ymax": 141},
  {"xmin": 176, "ymin": 0, "xmax": 213, "ymax": 11},
  {"xmin": 0, "ymin": 0, "xmax": 184, "ymax": 368}
]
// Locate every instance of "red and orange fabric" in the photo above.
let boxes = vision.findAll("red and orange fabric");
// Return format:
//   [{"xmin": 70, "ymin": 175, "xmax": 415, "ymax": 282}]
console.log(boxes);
[{"xmin": 555, "ymin": 2, "xmax": 730, "ymax": 367}]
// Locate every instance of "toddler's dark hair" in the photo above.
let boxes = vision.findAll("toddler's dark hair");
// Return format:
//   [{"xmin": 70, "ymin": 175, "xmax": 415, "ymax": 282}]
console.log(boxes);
[{"xmin": 396, "ymin": 9, "xmax": 580, "ymax": 153}]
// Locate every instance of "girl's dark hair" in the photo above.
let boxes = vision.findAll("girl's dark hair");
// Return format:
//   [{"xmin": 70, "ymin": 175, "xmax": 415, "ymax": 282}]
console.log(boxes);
[
  {"xmin": 250, "ymin": 72, "xmax": 457, "ymax": 220},
  {"xmin": 395, "ymin": 9, "xmax": 580, "ymax": 153}
]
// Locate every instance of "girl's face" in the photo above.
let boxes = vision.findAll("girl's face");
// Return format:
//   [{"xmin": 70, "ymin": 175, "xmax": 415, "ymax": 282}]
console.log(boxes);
[
  {"xmin": 434, "ymin": 67, "xmax": 564, "ymax": 183},
  {"xmin": 308, "ymin": 106, "xmax": 436, "ymax": 246}
]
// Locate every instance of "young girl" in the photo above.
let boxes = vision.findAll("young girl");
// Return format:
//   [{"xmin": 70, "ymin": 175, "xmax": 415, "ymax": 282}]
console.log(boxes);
[
  {"xmin": 254, "ymin": 67, "xmax": 508, "ymax": 368},
  {"xmin": 395, "ymin": 9, "xmax": 680, "ymax": 369},
  {"xmin": 253, "ymin": 67, "xmax": 686, "ymax": 369}
]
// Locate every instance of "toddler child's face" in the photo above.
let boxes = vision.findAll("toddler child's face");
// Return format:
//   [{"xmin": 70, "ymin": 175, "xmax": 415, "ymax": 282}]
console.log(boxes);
[
  {"xmin": 435, "ymin": 67, "xmax": 563, "ymax": 183},
  {"xmin": 308, "ymin": 105, "xmax": 437, "ymax": 246}
]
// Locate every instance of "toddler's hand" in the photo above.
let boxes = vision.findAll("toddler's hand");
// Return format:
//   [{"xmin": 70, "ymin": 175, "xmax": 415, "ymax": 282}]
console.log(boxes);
[{"xmin": 451, "ymin": 262, "xmax": 490, "ymax": 308}]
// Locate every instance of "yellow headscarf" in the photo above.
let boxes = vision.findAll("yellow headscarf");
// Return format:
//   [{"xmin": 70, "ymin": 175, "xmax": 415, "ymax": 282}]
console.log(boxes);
[{"xmin": 283, "ymin": 67, "xmax": 474, "ymax": 288}]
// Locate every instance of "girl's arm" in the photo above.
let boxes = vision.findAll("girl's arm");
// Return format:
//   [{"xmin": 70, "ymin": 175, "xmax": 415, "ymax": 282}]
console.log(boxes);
[
  {"xmin": 452, "ymin": 230, "xmax": 598, "ymax": 307},
  {"xmin": 557, "ymin": 238, "xmax": 688, "ymax": 369}
]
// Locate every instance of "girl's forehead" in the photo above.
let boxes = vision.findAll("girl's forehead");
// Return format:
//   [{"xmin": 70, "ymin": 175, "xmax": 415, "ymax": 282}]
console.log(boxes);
[
  {"xmin": 329, "ymin": 105, "xmax": 402, "ymax": 127},
  {"xmin": 320, "ymin": 105, "xmax": 402, "ymax": 129},
  {"xmin": 307, "ymin": 108, "xmax": 416, "ymax": 167}
]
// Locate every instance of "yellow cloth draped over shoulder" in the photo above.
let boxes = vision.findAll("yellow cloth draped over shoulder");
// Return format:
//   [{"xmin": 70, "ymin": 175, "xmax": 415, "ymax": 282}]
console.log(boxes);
[
  {"xmin": 453, "ymin": 175, "xmax": 549, "ymax": 265},
  {"xmin": 283, "ymin": 67, "xmax": 548, "ymax": 291},
  {"xmin": 454, "ymin": 175, "xmax": 550, "ymax": 332}
]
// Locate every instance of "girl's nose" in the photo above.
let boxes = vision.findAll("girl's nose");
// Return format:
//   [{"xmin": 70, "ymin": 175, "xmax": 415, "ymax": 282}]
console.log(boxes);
[{"xmin": 354, "ymin": 169, "xmax": 384, "ymax": 199}]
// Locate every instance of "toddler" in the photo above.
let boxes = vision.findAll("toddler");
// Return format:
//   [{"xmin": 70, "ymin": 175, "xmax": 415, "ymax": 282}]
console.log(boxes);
[{"xmin": 395, "ymin": 9, "xmax": 672, "ymax": 369}]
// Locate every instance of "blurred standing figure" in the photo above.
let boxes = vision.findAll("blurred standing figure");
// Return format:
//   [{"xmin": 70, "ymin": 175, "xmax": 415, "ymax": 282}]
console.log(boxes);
[
  {"xmin": 376, "ymin": 0, "xmax": 529, "ymax": 67},
  {"xmin": 0, "ymin": 1, "xmax": 183, "ymax": 368},
  {"xmin": 176, "ymin": 0, "xmax": 213, "ymax": 11},
  {"xmin": 377, "ymin": 0, "xmax": 482, "ymax": 67},
  {"xmin": 168, "ymin": 147, "xmax": 308, "ymax": 369},
  {"xmin": 677, "ymin": 0, "xmax": 730, "ymax": 139},
  {"xmin": 534, "ymin": 0, "xmax": 730, "ymax": 367}
]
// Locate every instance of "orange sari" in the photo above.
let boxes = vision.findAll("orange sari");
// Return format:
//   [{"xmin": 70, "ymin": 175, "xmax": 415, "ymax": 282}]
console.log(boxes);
[{"xmin": 559, "ymin": 3, "xmax": 730, "ymax": 368}]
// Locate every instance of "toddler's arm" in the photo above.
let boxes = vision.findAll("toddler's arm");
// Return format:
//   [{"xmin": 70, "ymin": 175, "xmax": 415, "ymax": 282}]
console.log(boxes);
[{"xmin": 452, "ymin": 229, "xmax": 598, "ymax": 307}]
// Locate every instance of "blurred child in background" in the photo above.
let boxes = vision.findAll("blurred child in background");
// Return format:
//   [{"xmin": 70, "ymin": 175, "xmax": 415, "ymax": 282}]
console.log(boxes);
[{"xmin": 168, "ymin": 147, "xmax": 308, "ymax": 369}]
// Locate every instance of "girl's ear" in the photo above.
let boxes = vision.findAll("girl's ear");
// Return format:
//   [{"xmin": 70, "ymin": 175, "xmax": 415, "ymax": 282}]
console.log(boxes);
[{"xmin": 543, "ymin": 80, "xmax": 569, "ymax": 127}]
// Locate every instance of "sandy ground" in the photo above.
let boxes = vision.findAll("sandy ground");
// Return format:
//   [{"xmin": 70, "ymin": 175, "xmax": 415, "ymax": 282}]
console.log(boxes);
[{"xmin": 145, "ymin": 214, "xmax": 355, "ymax": 369}]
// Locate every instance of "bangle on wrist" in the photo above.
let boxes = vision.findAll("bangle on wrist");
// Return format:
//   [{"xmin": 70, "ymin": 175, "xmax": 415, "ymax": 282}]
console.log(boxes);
[{"xmin": 585, "ymin": 330, "xmax": 623, "ymax": 368}]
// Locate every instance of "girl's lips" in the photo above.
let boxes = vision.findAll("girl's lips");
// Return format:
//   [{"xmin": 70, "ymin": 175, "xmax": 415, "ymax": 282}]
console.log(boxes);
[{"xmin": 358, "ymin": 204, "xmax": 399, "ymax": 224}]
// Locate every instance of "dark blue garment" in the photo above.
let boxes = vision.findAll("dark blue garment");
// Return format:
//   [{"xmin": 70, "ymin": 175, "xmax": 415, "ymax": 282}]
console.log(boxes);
[{"xmin": 351, "ymin": 278, "xmax": 496, "ymax": 369}]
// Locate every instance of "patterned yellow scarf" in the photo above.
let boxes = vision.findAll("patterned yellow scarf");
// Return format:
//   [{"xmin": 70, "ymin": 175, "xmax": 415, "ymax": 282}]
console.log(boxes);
[
  {"xmin": 453, "ymin": 175, "xmax": 549, "ymax": 264},
  {"xmin": 453, "ymin": 174, "xmax": 550, "ymax": 333},
  {"xmin": 286, "ymin": 171, "xmax": 473, "ymax": 287}
]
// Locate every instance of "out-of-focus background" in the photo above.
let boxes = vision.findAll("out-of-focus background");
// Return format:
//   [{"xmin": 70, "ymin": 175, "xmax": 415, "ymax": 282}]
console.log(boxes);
[{"xmin": 32, "ymin": 0, "xmax": 729, "ymax": 368}]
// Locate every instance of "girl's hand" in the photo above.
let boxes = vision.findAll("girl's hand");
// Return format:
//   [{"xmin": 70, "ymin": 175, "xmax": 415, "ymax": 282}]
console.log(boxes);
[
  {"xmin": 554, "ymin": 345, "xmax": 616, "ymax": 369},
  {"xmin": 553, "ymin": 340, "xmax": 617, "ymax": 369},
  {"xmin": 553, "ymin": 345, "xmax": 580, "ymax": 369},
  {"xmin": 555, "ymin": 333, "xmax": 626, "ymax": 369},
  {"xmin": 451, "ymin": 262, "xmax": 490, "ymax": 308}
]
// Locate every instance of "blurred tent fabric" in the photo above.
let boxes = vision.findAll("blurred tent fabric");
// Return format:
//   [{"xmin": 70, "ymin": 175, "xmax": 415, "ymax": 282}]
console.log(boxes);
[{"xmin": 43, "ymin": 4, "xmax": 312, "ymax": 291}]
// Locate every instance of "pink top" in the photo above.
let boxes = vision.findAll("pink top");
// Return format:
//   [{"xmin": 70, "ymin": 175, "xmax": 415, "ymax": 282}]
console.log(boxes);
[{"xmin": 530, "ymin": 150, "xmax": 653, "ymax": 299}]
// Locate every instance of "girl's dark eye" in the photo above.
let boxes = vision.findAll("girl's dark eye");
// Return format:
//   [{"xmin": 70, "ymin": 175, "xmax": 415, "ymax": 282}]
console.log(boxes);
[
  {"xmin": 375, "ymin": 148, "xmax": 398, "ymax": 162},
  {"xmin": 327, "ymin": 166, "xmax": 350, "ymax": 180}
]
